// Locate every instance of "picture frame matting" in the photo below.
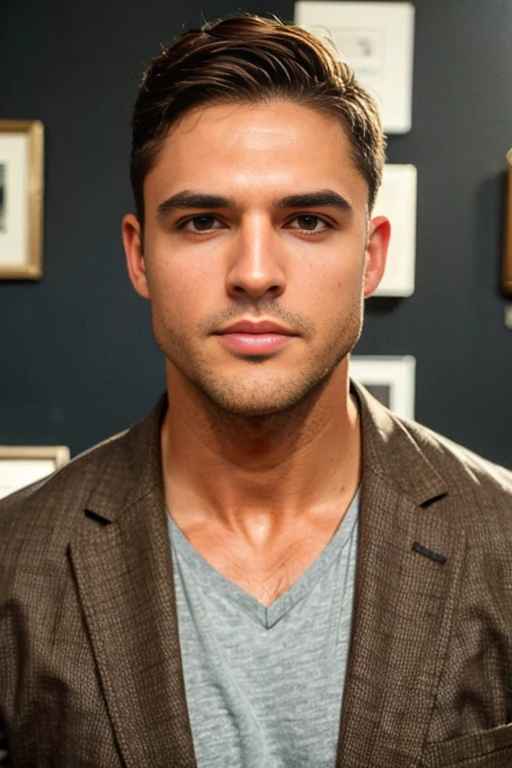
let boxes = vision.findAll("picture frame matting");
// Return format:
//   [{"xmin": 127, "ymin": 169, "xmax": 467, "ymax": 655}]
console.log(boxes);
[{"xmin": 0, "ymin": 119, "xmax": 44, "ymax": 279}]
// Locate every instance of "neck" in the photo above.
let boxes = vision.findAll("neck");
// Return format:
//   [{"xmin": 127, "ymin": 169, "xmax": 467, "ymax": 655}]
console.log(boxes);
[{"xmin": 160, "ymin": 360, "xmax": 361, "ymax": 530}]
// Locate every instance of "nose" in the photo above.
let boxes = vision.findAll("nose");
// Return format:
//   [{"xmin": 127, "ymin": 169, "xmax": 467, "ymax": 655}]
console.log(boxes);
[{"xmin": 225, "ymin": 215, "xmax": 286, "ymax": 300}]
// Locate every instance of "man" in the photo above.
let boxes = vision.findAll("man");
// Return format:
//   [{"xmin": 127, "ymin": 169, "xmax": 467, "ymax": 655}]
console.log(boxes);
[{"xmin": 1, "ymin": 14, "xmax": 512, "ymax": 768}]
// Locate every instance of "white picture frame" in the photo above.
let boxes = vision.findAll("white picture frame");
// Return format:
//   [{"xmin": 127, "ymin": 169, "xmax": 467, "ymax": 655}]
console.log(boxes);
[
  {"xmin": 350, "ymin": 355, "xmax": 416, "ymax": 419},
  {"xmin": 0, "ymin": 446, "xmax": 70, "ymax": 500},
  {"xmin": 0, "ymin": 120, "xmax": 44, "ymax": 279},
  {"xmin": 373, "ymin": 164, "xmax": 417, "ymax": 297},
  {"xmin": 294, "ymin": 1, "xmax": 415, "ymax": 133}
]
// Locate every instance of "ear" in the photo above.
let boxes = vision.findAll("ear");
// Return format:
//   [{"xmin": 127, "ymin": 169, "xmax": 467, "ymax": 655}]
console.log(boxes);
[
  {"xmin": 122, "ymin": 214, "xmax": 150, "ymax": 299},
  {"xmin": 363, "ymin": 215, "xmax": 391, "ymax": 298}
]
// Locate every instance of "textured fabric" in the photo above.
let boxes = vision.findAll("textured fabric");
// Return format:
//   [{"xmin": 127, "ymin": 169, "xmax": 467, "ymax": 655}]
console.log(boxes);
[
  {"xmin": 168, "ymin": 491, "xmax": 359, "ymax": 768},
  {"xmin": 1, "ymin": 383, "xmax": 512, "ymax": 767}
]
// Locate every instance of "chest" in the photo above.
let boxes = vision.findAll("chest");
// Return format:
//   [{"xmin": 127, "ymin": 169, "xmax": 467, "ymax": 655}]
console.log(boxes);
[{"xmin": 180, "ymin": 521, "xmax": 341, "ymax": 605}]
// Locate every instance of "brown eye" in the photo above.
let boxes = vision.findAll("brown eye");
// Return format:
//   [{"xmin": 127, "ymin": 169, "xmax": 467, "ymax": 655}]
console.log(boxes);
[
  {"xmin": 286, "ymin": 214, "xmax": 332, "ymax": 233},
  {"xmin": 296, "ymin": 215, "xmax": 319, "ymax": 230},
  {"xmin": 191, "ymin": 215, "xmax": 216, "ymax": 230}
]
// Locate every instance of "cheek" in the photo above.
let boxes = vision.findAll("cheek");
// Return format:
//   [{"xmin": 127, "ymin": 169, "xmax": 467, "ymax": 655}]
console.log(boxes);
[
  {"xmin": 147, "ymin": 259, "xmax": 218, "ymax": 323},
  {"xmin": 294, "ymin": 256, "xmax": 364, "ymax": 309}
]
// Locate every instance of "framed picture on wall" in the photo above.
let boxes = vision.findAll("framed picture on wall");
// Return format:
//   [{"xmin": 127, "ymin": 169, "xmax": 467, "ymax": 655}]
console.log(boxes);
[
  {"xmin": 0, "ymin": 446, "xmax": 70, "ymax": 500},
  {"xmin": 294, "ymin": 1, "xmax": 415, "ymax": 133},
  {"xmin": 372, "ymin": 164, "xmax": 417, "ymax": 297},
  {"xmin": 350, "ymin": 355, "xmax": 416, "ymax": 419},
  {"xmin": 0, "ymin": 120, "xmax": 44, "ymax": 279}
]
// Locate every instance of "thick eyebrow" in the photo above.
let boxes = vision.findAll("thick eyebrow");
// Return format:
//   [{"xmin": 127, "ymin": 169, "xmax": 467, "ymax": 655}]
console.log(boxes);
[
  {"xmin": 156, "ymin": 188, "xmax": 353, "ymax": 218},
  {"xmin": 157, "ymin": 191, "xmax": 236, "ymax": 218},
  {"xmin": 274, "ymin": 190, "xmax": 353, "ymax": 215}
]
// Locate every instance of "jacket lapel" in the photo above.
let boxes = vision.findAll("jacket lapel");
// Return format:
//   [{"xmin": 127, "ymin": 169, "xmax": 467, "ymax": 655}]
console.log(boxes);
[
  {"xmin": 70, "ymin": 400, "xmax": 196, "ymax": 768},
  {"xmin": 337, "ymin": 384, "xmax": 466, "ymax": 767}
]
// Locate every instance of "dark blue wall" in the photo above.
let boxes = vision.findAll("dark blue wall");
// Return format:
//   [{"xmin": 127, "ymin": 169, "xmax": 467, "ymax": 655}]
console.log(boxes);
[{"xmin": 1, "ymin": 0, "xmax": 511, "ymax": 465}]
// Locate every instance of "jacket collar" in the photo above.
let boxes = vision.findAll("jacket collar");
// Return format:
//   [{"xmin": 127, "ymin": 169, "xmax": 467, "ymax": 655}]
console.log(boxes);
[
  {"xmin": 84, "ymin": 384, "xmax": 448, "ymax": 523},
  {"xmin": 353, "ymin": 378, "xmax": 448, "ymax": 504},
  {"xmin": 82, "ymin": 393, "xmax": 168, "ymax": 524}
]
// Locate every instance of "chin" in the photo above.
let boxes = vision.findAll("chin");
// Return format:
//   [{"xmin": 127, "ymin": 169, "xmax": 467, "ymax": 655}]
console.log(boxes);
[
  {"xmin": 195, "ymin": 372, "xmax": 332, "ymax": 419},
  {"xmin": 211, "ymin": 397, "xmax": 302, "ymax": 419}
]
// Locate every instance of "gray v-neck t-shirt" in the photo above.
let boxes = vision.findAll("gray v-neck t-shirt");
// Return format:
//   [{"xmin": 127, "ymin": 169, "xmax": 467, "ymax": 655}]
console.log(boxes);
[{"xmin": 167, "ymin": 490, "xmax": 359, "ymax": 768}]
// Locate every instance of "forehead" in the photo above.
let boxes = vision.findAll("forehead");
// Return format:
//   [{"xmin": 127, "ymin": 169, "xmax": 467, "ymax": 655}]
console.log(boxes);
[{"xmin": 144, "ymin": 100, "xmax": 368, "ymax": 209}]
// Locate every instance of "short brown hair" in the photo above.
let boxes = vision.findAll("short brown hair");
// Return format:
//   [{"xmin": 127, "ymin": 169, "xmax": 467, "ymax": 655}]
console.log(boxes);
[{"xmin": 130, "ymin": 15, "xmax": 386, "ymax": 224}]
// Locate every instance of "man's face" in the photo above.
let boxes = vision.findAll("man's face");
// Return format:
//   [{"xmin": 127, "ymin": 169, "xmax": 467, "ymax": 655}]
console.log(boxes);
[{"xmin": 124, "ymin": 101, "xmax": 389, "ymax": 417}]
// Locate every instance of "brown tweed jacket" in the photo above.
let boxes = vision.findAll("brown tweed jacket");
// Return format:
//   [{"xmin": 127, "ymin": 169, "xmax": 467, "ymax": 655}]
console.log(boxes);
[{"xmin": 1, "ymin": 384, "xmax": 512, "ymax": 767}]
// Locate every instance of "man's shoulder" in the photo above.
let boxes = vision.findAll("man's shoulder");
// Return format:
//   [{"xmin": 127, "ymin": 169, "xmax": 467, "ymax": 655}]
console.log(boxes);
[
  {"xmin": 0, "ymin": 396, "xmax": 165, "ymax": 561},
  {"xmin": 389, "ymin": 411, "xmax": 512, "ymax": 517},
  {"xmin": 0, "ymin": 427, "xmax": 131, "ymax": 538},
  {"xmin": 355, "ymin": 382, "xmax": 512, "ymax": 515}
]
